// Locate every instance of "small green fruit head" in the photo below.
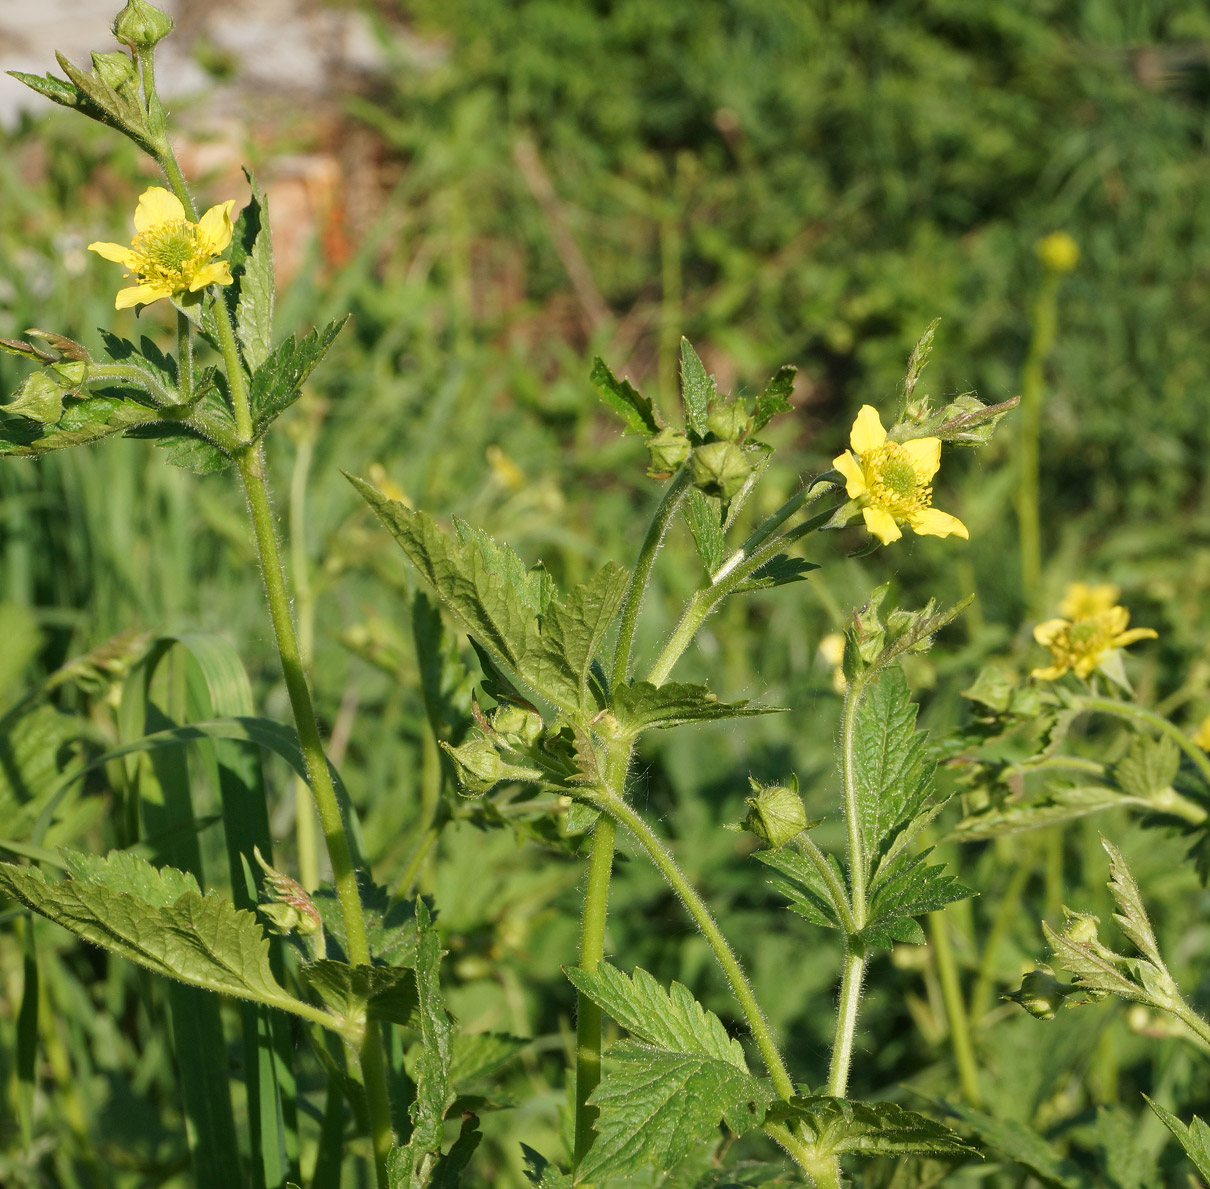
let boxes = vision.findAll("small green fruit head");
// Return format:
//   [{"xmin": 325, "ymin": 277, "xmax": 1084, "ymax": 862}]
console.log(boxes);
[
  {"xmin": 1003, "ymin": 967, "xmax": 1073, "ymax": 1021},
  {"xmin": 492, "ymin": 703, "xmax": 544, "ymax": 749},
  {"xmin": 705, "ymin": 398, "xmax": 749, "ymax": 443},
  {"xmin": 742, "ymin": 776, "xmax": 808, "ymax": 849},
  {"xmin": 690, "ymin": 440, "xmax": 751, "ymax": 501},
  {"xmin": 253, "ymin": 847, "xmax": 324, "ymax": 953},
  {"xmin": 646, "ymin": 426, "xmax": 691, "ymax": 478},
  {"xmin": 444, "ymin": 737, "xmax": 505, "ymax": 795},
  {"xmin": 112, "ymin": 0, "xmax": 174, "ymax": 49}
]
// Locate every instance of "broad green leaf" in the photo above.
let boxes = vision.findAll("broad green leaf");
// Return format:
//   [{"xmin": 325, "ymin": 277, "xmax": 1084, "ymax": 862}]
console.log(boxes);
[
  {"xmin": 565, "ymin": 963, "xmax": 749, "ymax": 1069},
  {"xmin": 679, "ymin": 339, "xmax": 715, "ymax": 436},
  {"xmin": 751, "ymin": 364, "xmax": 795, "ymax": 433},
  {"xmin": 62, "ymin": 847, "xmax": 200, "ymax": 905},
  {"xmin": 684, "ymin": 488, "xmax": 726, "ymax": 575},
  {"xmin": 756, "ymin": 848, "xmax": 845, "ymax": 932},
  {"xmin": 852, "ymin": 667, "xmax": 935, "ymax": 866},
  {"xmin": 769, "ymin": 1095, "xmax": 975, "ymax": 1157},
  {"xmin": 301, "ymin": 960, "xmax": 417, "ymax": 1026},
  {"xmin": 579, "ymin": 1040, "xmax": 770, "ymax": 1181},
  {"xmin": 0, "ymin": 859, "xmax": 319, "ymax": 1021},
  {"xmin": 610, "ymin": 680, "xmax": 782, "ymax": 735},
  {"xmin": 590, "ymin": 356, "xmax": 659, "ymax": 436},
  {"xmin": 0, "ymin": 392, "xmax": 157, "ymax": 456},
  {"xmin": 948, "ymin": 785, "xmax": 1128, "ymax": 842},
  {"xmin": 864, "ymin": 850, "xmax": 973, "ymax": 950},
  {"xmin": 943, "ymin": 1102, "xmax": 1084, "ymax": 1187},
  {"xmin": 0, "ymin": 703, "xmax": 92, "ymax": 843},
  {"xmin": 1115, "ymin": 735, "xmax": 1180, "ymax": 802},
  {"xmin": 229, "ymin": 170, "xmax": 276, "ymax": 372},
  {"xmin": 250, "ymin": 318, "xmax": 346, "ymax": 436},
  {"xmin": 1144, "ymin": 1096, "xmax": 1210, "ymax": 1180},
  {"xmin": 448, "ymin": 1033, "xmax": 528, "ymax": 1087},
  {"xmin": 312, "ymin": 877, "xmax": 418, "ymax": 968}
]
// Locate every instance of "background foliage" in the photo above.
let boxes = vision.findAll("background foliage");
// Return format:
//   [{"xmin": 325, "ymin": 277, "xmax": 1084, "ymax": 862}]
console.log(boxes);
[{"xmin": 3, "ymin": 0, "xmax": 1210, "ymax": 1185}]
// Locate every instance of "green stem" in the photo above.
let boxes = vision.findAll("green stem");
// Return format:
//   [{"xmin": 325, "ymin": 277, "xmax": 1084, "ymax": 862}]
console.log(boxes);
[
  {"xmin": 176, "ymin": 311, "xmax": 193, "ymax": 403},
  {"xmin": 611, "ymin": 467, "xmax": 692, "ymax": 687},
  {"xmin": 970, "ymin": 843, "xmax": 1034, "ymax": 1021},
  {"xmin": 928, "ymin": 911, "xmax": 981, "ymax": 1106},
  {"xmin": 1170, "ymin": 1000, "xmax": 1210, "ymax": 1051},
  {"xmin": 589, "ymin": 790, "xmax": 794, "ymax": 1100},
  {"xmin": 793, "ymin": 834, "xmax": 858, "ymax": 935},
  {"xmin": 86, "ymin": 363, "xmax": 181, "ymax": 409},
  {"xmin": 763, "ymin": 1121, "xmax": 831, "ymax": 1183},
  {"xmin": 574, "ymin": 812, "xmax": 619, "ymax": 1166},
  {"xmin": 826, "ymin": 947, "xmax": 865, "ymax": 1097},
  {"xmin": 1078, "ymin": 696, "xmax": 1210, "ymax": 793}
]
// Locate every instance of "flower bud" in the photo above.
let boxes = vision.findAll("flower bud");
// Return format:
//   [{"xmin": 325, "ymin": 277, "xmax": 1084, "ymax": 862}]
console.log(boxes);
[
  {"xmin": 1061, "ymin": 909, "xmax": 1100, "ymax": 946},
  {"xmin": 690, "ymin": 440, "xmax": 750, "ymax": 501},
  {"xmin": 1004, "ymin": 969, "xmax": 1071, "ymax": 1021},
  {"xmin": 742, "ymin": 779, "xmax": 808, "ymax": 849},
  {"xmin": 254, "ymin": 847, "xmax": 324, "ymax": 940},
  {"xmin": 492, "ymin": 703, "xmax": 544, "ymax": 748},
  {"xmin": 91, "ymin": 50, "xmax": 137, "ymax": 92},
  {"xmin": 5, "ymin": 371, "xmax": 65, "ymax": 424},
  {"xmin": 112, "ymin": 0, "xmax": 174, "ymax": 49},
  {"xmin": 646, "ymin": 426, "xmax": 691, "ymax": 476},
  {"xmin": 444, "ymin": 737, "xmax": 504, "ymax": 794},
  {"xmin": 705, "ymin": 399, "xmax": 748, "ymax": 442},
  {"xmin": 1036, "ymin": 231, "xmax": 1079, "ymax": 275}
]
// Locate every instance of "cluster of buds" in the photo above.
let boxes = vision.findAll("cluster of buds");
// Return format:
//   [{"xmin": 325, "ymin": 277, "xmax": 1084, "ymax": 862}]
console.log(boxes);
[{"xmin": 442, "ymin": 700, "xmax": 562, "ymax": 796}]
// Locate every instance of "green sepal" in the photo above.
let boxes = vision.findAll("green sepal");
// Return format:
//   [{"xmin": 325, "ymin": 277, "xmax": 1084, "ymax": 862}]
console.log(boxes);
[
  {"xmin": 590, "ymin": 356, "xmax": 660, "ymax": 436},
  {"xmin": 610, "ymin": 679, "xmax": 783, "ymax": 736}
]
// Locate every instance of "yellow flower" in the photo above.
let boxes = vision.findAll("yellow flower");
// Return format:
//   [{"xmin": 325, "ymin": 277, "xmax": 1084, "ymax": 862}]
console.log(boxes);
[
  {"xmin": 1192, "ymin": 715, "xmax": 1210, "ymax": 752},
  {"xmin": 1057, "ymin": 581, "xmax": 1120, "ymax": 621},
  {"xmin": 88, "ymin": 186, "xmax": 234, "ymax": 310},
  {"xmin": 1036, "ymin": 231, "xmax": 1079, "ymax": 274},
  {"xmin": 1031, "ymin": 603, "xmax": 1157, "ymax": 681},
  {"xmin": 832, "ymin": 405, "xmax": 968, "ymax": 545},
  {"xmin": 817, "ymin": 631, "xmax": 848, "ymax": 694}
]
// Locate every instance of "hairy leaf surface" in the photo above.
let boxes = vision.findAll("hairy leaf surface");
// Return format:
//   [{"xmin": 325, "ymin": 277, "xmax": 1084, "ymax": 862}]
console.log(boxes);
[{"xmin": 610, "ymin": 680, "xmax": 781, "ymax": 734}]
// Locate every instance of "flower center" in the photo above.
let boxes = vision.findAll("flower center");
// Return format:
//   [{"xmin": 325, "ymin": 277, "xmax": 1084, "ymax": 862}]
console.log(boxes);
[
  {"xmin": 1047, "ymin": 616, "xmax": 1114, "ymax": 669},
  {"xmin": 865, "ymin": 443, "xmax": 930, "ymax": 516},
  {"xmin": 133, "ymin": 221, "xmax": 200, "ymax": 283}
]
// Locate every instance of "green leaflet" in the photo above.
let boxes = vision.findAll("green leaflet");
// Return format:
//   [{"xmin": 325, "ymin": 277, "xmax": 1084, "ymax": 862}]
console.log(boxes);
[
  {"xmin": 853, "ymin": 666, "xmax": 935, "ymax": 870},
  {"xmin": 948, "ymin": 784, "xmax": 1130, "ymax": 842},
  {"xmin": 610, "ymin": 680, "xmax": 782, "ymax": 735},
  {"xmin": 565, "ymin": 963, "xmax": 749, "ymax": 1069},
  {"xmin": 679, "ymin": 338, "xmax": 715, "ymax": 437},
  {"xmin": 1144, "ymin": 1096, "xmax": 1210, "ymax": 1180},
  {"xmin": 0, "ymin": 391, "xmax": 157, "ymax": 456},
  {"xmin": 249, "ymin": 318, "xmax": 347, "ymax": 437},
  {"xmin": 520, "ymin": 1145, "xmax": 574, "ymax": 1188},
  {"xmin": 1115, "ymin": 735, "xmax": 1179, "ymax": 801},
  {"xmin": 0, "ymin": 856, "xmax": 321, "ymax": 1023},
  {"xmin": 590, "ymin": 356, "xmax": 660, "ymax": 436},
  {"xmin": 0, "ymin": 702, "xmax": 93, "ymax": 845},
  {"xmin": 350, "ymin": 474, "xmax": 630, "ymax": 715},
  {"xmin": 863, "ymin": 849, "xmax": 973, "ymax": 950},
  {"xmin": 768, "ymin": 1095, "xmax": 975, "ymax": 1158},
  {"xmin": 943, "ymin": 1102, "xmax": 1083, "ymax": 1187},
  {"xmin": 756, "ymin": 847, "xmax": 847, "ymax": 932},
  {"xmin": 683, "ymin": 487, "xmax": 726, "ymax": 575},
  {"xmin": 751, "ymin": 365, "xmax": 795, "ymax": 434},
  {"xmin": 228, "ymin": 170, "xmax": 276, "ymax": 373},
  {"xmin": 579, "ymin": 1041, "xmax": 770, "ymax": 1180},
  {"xmin": 732, "ymin": 554, "xmax": 818, "ymax": 593},
  {"xmin": 301, "ymin": 961, "xmax": 417, "ymax": 1027}
]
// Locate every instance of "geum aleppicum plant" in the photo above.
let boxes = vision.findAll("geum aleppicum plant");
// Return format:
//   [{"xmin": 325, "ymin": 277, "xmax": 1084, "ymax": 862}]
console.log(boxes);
[{"xmin": 349, "ymin": 323, "xmax": 1016, "ymax": 1186}]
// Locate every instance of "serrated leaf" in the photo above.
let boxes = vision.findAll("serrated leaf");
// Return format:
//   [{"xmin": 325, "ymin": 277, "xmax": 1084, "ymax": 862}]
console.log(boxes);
[
  {"xmin": 565, "ymin": 963, "xmax": 748, "ymax": 1068},
  {"xmin": 732, "ymin": 554, "xmax": 818, "ymax": 593},
  {"xmin": 679, "ymin": 339, "xmax": 715, "ymax": 437},
  {"xmin": 8, "ymin": 70, "xmax": 83, "ymax": 109},
  {"xmin": 1115, "ymin": 735, "xmax": 1180, "ymax": 802},
  {"xmin": 520, "ymin": 1144, "xmax": 573, "ymax": 1188},
  {"xmin": 610, "ymin": 680, "xmax": 782, "ymax": 734},
  {"xmin": 864, "ymin": 850, "xmax": 973, "ymax": 950},
  {"xmin": 0, "ymin": 703, "xmax": 92, "ymax": 843},
  {"xmin": 448, "ymin": 1033, "xmax": 527, "ymax": 1087},
  {"xmin": 1042, "ymin": 922, "xmax": 1144, "ymax": 1002},
  {"xmin": 769, "ymin": 1095, "xmax": 975, "ymax": 1157},
  {"xmin": 0, "ymin": 393, "xmax": 159, "ymax": 456},
  {"xmin": 591, "ymin": 356, "xmax": 659, "ymax": 436},
  {"xmin": 249, "ymin": 318, "xmax": 346, "ymax": 435},
  {"xmin": 301, "ymin": 960, "xmax": 417, "ymax": 1026},
  {"xmin": 943, "ymin": 1101, "xmax": 1083, "ymax": 1187},
  {"xmin": 751, "ymin": 365, "xmax": 795, "ymax": 433},
  {"xmin": 948, "ymin": 785, "xmax": 1129, "ymax": 843},
  {"xmin": 229, "ymin": 171, "xmax": 276, "ymax": 372},
  {"xmin": 1102, "ymin": 837, "xmax": 1162, "ymax": 965},
  {"xmin": 579, "ymin": 1040, "xmax": 770, "ymax": 1180},
  {"xmin": 0, "ymin": 858, "xmax": 316, "ymax": 1019},
  {"xmin": 756, "ymin": 848, "xmax": 845, "ymax": 931},
  {"xmin": 1144, "ymin": 1096, "xmax": 1210, "ymax": 1180},
  {"xmin": 312, "ymin": 877, "xmax": 418, "ymax": 968},
  {"xmin": 62, "ymin": 847, "xmax": 200, "ymax": 905},
  {"xmin": 684, "ymin": 488, "xmax": 726, "ymax": 575},
  {"xmin": 853, "ymin": 667, "xmax": 935, "ymax": 868}
]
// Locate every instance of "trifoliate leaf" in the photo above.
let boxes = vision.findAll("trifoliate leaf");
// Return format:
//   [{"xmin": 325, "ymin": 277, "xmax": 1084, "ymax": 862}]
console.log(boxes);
[
  {"xmin": 610, "ymin": 680, "xmax": 783, "ymax": 735},
  {"xmin": 579, "ymin": 1041, "xmax": 770, "ymax": 1180},
  {"xmin": 590, "ymin": 357, "xmax": 659, "ymax": 436},
  {"xmin": 249, "ymin": 317, "xmax": 346, "ymax": 435},
  {"xmin": 679, "ymin": 339, "xmax": 715, "ymax": 437},
  {"xmin": 768, "ymin": 1095, "xmax": 975, "ymax": 1157}
]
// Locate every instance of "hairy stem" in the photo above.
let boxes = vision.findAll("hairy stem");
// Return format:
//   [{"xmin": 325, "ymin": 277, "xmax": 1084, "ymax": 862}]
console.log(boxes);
[
  {"xmin": 794, "ymin": 834, "xmax": 858, "ymax": 935},
  {"xmin": 826, "ymin": 948, "xmax": 866, "ymax": 1097},
  {"xmin": 1078, "ymin": 696, "xmax": 1210, "ymax": 792},
  {"xmin": 175, "ymin": 311, "xmax": 193, "ymax": 403},
  {"xmin": 590, "ymin": 789, "xmax": 794, "ymax": 1100},
  {"xmin": 611, "ymin": 467, "xmax": 692, "ymax": 687}
]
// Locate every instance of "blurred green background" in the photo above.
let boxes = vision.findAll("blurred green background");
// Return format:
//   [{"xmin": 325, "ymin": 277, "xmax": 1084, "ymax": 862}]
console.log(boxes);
[{"xmin": 4, "ymin": 1, "xmax": 1210, "ymax": 1184}]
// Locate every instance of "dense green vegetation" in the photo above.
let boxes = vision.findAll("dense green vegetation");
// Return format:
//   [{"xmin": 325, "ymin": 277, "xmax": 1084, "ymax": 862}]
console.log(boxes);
[{"xmin": 2, "ymin": 0, "xmax": 1210, "ymax": 1185}]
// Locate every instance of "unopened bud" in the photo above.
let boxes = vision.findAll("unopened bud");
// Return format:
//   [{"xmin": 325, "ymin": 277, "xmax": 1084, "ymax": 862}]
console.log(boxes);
[
  {"xmin": 444, "ymin": 737, "xmax": 504, "ymax": 794},
  {"xmin": 492, "ymin": 703, "xmax": 544, "ymax": 749},
  {"xmin": 1062, "ymin": 909, "xmax": 1101, "ymax": 946},
  {"xmin": 112, "ymin": 0, "xmax": 174, "ymax": 48},
  {"xmin": 1004, "ymin": 968, "xmax": 1071, "ymax": 1021},
  {"xmin": 705, "ymin": 399, "xmax": 749, "ymax": 443},
  {"xmin": 690, "ymin": 440, "xmax": 750, "ymax": 501},
  {"xmin": 646, "ymin": 426, "xmax": 691, "ymax": 476},
  {"xmin": 742, "ymin": 778, "xmax": 808, "ymax": 849},
  {"xmin": 254, "ymin": 847, "xmax": 324, "ymax": 940},
  {"xmin": 91, "ymin": 50, "xmax": 137, "ymax": 91}
]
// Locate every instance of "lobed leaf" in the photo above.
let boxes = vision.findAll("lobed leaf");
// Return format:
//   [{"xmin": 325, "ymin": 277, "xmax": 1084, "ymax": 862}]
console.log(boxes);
[
  {"xmin": 1102, "ymin": 836, "xmax": 1162, "ymax": 965},
  {"xmin": 756, "ymin": 847, "xmax": 846, "ymax": 932},
  {"xmin": 230, "ymin": 171, "xmax": 276, "ymax": 372},
  {"xmin": 590, "ymin": 357, "xmax": 659, "ymax": 436},
  {"xmin": 864, "ymin": 850, "xmax": 973, "ymax": 950},
  {"xmin": 769, "ymin": 1095, "xmax": 975, "ymax": 1158},
  {"xmin": 249, "ymin": 318, "xmax": 346, "ymax": 436},
  {"xmin": 301, "ymin": 960, "xmax": 418, "ymax": 1026},
  {"xmin": 610, "ymin": 680, "xmax": 782, "ymax": 735},
  {"xmin": 1114, "ymin": 735, "xmax": 1180, "ymax": 801}
]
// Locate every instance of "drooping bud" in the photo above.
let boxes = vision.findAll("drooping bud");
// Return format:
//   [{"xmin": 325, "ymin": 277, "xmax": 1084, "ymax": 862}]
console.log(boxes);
[
  {"xmin": 690, "ymin": 440, "xmax": 750, "ymax": 501},
  {"xmin": 741, "ymin": 777, "xmax": 809, "ymax": 849},
  {"xmin": 1036, "ymin": 231, "xmax": 1079, "ymax": 275},
  {"xmin": 112, "ymin": 0, "xmax": 174, "ymax": 49},
  {"xmin": 254, "ymin": 848, "xmax": 324, "ymax": 954},
  {"xmin": 705, "ymin": 399, "xmax": 749, "ymax": 443},
  {"xmin": 443, "ymin": 737, "xmax": 505, "ymax": 795},
  {"xmin": 1003, "ymin": 968, "xmax": 1073, "ymax": 1021},
  {"xmin": 646, "ymin": 426, "xmax": 691, "ymax": 477}
]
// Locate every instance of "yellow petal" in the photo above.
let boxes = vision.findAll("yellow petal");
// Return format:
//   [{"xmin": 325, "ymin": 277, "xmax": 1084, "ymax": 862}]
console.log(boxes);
[
  {"xmin": 196, "ymin": 199, "xmax": 235, "ymax": 255},
  {"xmin": 909, "ymin": 506, "xmax": 968, "ymax": 539},
  {"xmin": 862, "ymin": 505, "xmax": 901, "ymax": 544},
  {"xmin": 850, "ymin": 405, "xmax": 886, "ymax": 455},
  {"xmin": 133, "ymin": 186, "xmax": 186, "ymax": 233},
  {"xmin": 1033, "ymin": 618, "xmax": 1069, "ymax": 647},
  {"xmin": 1059, "ymin": 582, "xmax": 1119, "ymax": 620},
  {"xmin": 901, "ymin": 436, "xmax": 941, "ymax": 481},
  {"xmin": 1192, "ymin": 715, "xmax": 1210, "ymax": 751},
  {"xmin": 1113, "ymin": 627, "xmax": 1158, "ymax": 648},
  {"xmin": 832, "ymin": 451, "xmax": 868, "ymax": 498},
  {"xmin": 187, "ymin": 260, "xmax": 234, "ymax": 291},
  {"xmin": 115, "ymin": 281, "xmax": 172, "ymax": 310},
  {"xmin": 1030, "ymin": 663, "xmax": 1068, "ymax": 681},
  {"xmin": 88, "ymin": 240, "xmax": 140, "ymax": 268}
]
